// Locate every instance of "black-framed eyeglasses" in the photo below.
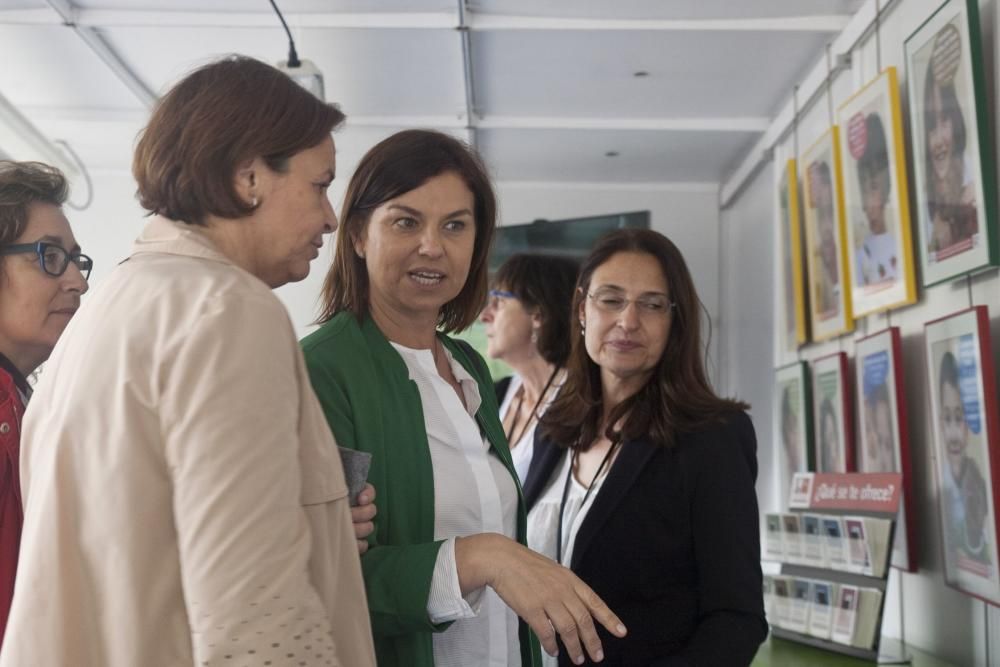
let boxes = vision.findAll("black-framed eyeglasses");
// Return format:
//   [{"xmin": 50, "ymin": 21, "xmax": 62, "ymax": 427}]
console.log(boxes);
[{"xmin": 0, "ymin": 242, "xmax": 93, "ymax": 281}]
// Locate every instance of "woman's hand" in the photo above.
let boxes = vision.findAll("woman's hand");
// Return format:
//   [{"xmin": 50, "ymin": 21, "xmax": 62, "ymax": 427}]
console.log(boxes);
[
  {"xmin": 455, "ymin": 533, "xmax": 626, "ymax": 664},
  {"xmin": 350, "ymin": 483, "xmax": 377, "ymax": 554}
]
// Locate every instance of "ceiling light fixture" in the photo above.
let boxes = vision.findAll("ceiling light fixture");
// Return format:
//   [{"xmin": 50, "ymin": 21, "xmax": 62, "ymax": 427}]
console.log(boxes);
[{"xmin": 269, "ymin": 0, "xmax": 325, "ymax": 101}]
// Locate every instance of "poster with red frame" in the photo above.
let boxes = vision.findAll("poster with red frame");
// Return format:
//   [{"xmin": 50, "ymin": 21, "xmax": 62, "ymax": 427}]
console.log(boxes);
[
  {"xmin": 925, "ymin": 306, "xmax": 1000, "ymax": 605},
  {"xmin": 856, "ymin": 327, "xmax": 917, "ymax": 571},
  {"xmin": 812, "ymin": 352, "xmax": 855, "ymax": 474}
]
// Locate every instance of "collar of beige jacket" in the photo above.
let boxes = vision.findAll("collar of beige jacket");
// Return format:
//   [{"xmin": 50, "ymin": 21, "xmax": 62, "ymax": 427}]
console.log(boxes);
[{"xmin": 131, "ymin": 215, "xmax": 234, "ymax": 266}]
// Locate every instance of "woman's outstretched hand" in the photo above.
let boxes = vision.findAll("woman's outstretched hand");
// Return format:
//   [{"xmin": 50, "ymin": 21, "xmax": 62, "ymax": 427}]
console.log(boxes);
[{"xmin": 455, "ymin": 533, "xmax": 627, "ymax": 664}]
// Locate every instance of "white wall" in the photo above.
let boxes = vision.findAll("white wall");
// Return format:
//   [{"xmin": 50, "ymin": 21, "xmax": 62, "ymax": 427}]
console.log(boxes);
[
  {"xmin": 61, "ymin": 171, "xmax": 722, "ymax": 354},
  {"xmin": 719, "ymin": 0, "xmax": 1000, "ymax": 663}
]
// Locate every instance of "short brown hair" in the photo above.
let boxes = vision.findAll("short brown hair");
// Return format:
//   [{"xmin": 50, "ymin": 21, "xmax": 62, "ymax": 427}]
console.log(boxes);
[
  {"xmin": 0, "ymin": 160, "xmax": 68, "ymax": 245},
  {"xmin": 542, "ymin": 229, "xmax": 748, "ymax": 449},
  {"xmin": 133, "ymin": 55, "xmax": 345, "ymax": 225},
  {"xmin": 318, "ymin": 129, "xmax": 497, "ymax": 333},
  {"xmin": 494, "ymin": 254, "xmax": 579, "ymax": 366}
]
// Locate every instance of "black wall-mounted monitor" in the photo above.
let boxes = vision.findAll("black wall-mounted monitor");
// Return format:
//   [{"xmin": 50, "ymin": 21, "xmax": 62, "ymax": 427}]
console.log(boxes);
[{"xmin": 489, "ymin": 210, "xmax": 650, "ymax": 272}]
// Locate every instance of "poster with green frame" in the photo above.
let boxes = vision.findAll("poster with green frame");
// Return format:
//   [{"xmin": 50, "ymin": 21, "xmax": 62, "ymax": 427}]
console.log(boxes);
[
  {"xmin": 905, "ymin": 0, "xmax": 997, "ymax": 285},
  {"xmin": 774, "ymin": 361, "xmax": 814, "ymax": 509}
]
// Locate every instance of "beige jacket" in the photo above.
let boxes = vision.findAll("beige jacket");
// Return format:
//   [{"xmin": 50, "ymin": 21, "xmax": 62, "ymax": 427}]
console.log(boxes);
[{"xmin": 0, "ymin": 217, "xmax": 375, "ymax": 667}]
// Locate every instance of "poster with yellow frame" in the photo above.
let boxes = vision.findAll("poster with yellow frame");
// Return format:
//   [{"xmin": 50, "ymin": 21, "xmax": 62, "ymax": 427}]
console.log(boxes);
[
  {"xmin": 776, "ymin": 159, "xmax": 809, "ymax": 356},
  {"xmin": 802, "ymin": 128, "xmax": 854, "ymax": 340},
  {"xmin": 836, "ymin": 68, "xmax": 918, "ymax": 316}
]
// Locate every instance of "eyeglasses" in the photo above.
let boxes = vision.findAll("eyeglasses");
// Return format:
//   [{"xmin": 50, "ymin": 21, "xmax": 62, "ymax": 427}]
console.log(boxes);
[
  {"xmin": 0, "ymin": 242, "xmax": 93, "ymax": 281},
  {"xmin": 587, "ymin": 289, "xmax": 674, "ymax": 316},
  {"xmin": 486, "ymin": 288, "xmax": 517, "ymax": 310}
]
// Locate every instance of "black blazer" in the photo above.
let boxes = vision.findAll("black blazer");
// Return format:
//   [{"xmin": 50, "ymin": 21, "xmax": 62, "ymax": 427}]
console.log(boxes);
[
  {"xmin": 494, "ymin": 375, "xmax": 514, "ymax": 406},
  {"xmin": 524, "ymin": 412, "xmax": 768, "ymax": 667}
]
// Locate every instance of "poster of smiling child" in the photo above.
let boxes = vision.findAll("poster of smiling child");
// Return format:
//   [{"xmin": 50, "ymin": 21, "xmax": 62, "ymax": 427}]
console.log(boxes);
[
  {"xmin": 856, "ymin": 327, "xmax": 917, "ymax": 571},
  {"xmin": 812, "ymin": 353, "xmax": 853, "ymax": 473},
  {"xmin": 836, "ymin": 68, "xmax": 917, "ymax": 316},
  {"xmin": 802, "ymin": 130, "xmax": 853, "ymax": 340},
  {"xmin": 926, "ymin": 306, "xmax": 1000, "ymax": 604},
  {"xmin": 905, "ymin": 0, "xmax": 997, "ymax": 285}
]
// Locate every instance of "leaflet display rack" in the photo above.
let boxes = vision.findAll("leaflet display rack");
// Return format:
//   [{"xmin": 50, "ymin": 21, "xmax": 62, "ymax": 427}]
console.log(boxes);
[{"xmin": 767, "ymin": 472, "xmax": 910, "ymax": 664}]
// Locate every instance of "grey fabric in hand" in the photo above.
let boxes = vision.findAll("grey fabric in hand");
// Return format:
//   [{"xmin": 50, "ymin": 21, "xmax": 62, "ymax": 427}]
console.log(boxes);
[{"xmin": 338, "ymin": 447, "xmax": 372, "ymax": 506}]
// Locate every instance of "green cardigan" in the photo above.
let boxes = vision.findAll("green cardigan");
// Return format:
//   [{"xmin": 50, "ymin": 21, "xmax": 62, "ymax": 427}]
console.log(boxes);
[{"xmin": 301, "ymin": 313, "xmax": 542, "ymax": 667}]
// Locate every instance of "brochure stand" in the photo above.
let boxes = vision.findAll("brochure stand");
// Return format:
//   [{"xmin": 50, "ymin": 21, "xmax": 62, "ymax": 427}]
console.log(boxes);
[{"xmin": 766, "ymin": 472, "xmax": 910, "ymax": 664}]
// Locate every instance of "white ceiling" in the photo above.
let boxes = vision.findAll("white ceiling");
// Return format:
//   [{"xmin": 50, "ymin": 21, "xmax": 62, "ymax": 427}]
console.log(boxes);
[{"xmin": 0, "ymin": 0, "xmax": 864, "ymax": 185}]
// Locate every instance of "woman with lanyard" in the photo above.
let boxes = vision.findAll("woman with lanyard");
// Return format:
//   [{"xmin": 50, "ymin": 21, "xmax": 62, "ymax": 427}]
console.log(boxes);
[
  {"xmin": 525, "ymin": 229, "xmax": 767, "ymax": 666},
  {"xmin": 303, "ymin": 129, "xmax": 626, "ymax": 667},
  {"xmin": 480, "ymin": 253, "xmax": 579, "ymax": 483},
  {"xmin": 0, "ymin": 161, "xmax": 90, "ymax": 641}
]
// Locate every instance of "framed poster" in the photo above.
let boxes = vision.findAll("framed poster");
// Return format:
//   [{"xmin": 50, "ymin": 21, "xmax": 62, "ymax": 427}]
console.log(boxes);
[
  {"xmin": 776, "ymin": 159, "xmax": 809, "ymax": 357},
  {"xmin": 836, "ymin": 68, "xmax": 918, "ymax": 316},
  {"xmin": 856, "ymin": 327, "xmax": 917, "ymax": 571},
  {"xmin": 802, "ymin": 128, "xmax": 854, "ymax": 340},
  {"xmin": 905, "ymin": 0, "xmax": 997, "ymax": 285},
  {"xmin": 774, "ymin": 361, "xmax": 814, "ymax": 506},
  {"xmin": 811, "ymin": 352, "xmax": 854, "ymax": 473},
  {"xmin": 925, "ymin": 306, "xmax": 1000, "ymax": 605}
]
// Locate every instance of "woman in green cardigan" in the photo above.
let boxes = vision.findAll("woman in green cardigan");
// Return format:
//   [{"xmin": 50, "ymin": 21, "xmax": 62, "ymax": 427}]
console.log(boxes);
[{"xmin": 302, "ymin": 130, "xmax": 625, "ymax": 667}]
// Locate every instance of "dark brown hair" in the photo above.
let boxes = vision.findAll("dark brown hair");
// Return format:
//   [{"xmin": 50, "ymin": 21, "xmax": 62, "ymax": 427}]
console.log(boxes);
[
  {"xmin": 133, "ymin": 55, "xmax": 345, "ymax": 225},
  {"xmin": 541, "ymin": 228, "xmax": 748, "ymax": 449},
  {"xmin": 494, "ymin": 254, "xmax": 579, "ymax": 366},
  {"xmin": 318, "ymin": 129, "xmax": 497, "ymax": 333},
  {"xmin": 0, "ymin": 160, "xmax": 68, "ymax": 245}
]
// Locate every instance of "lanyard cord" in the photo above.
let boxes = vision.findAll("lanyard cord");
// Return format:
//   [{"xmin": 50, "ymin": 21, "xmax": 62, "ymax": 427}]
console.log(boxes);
[
  {"xmin": 504, "ymin": 367, "xmax": 559, "ymax": 446},
  {"xmin": 556, "ymin": 439, "xmax": 621, "ymax": 564}
]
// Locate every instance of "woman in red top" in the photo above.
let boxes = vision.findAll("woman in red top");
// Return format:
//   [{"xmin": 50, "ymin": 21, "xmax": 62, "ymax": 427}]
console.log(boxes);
[{"xmin": 0, "ymin": 161, "xmax": 90, "ymax": 639}]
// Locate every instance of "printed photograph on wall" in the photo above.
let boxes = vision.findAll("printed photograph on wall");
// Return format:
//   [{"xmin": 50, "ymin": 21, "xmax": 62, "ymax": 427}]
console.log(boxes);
[
  {"xmin": 774, "ymin": 362, "xmax": 813, "ymax": 507},
  {"xmin": 775, "ymin": 159, "xmax": 809, "ymax": 357},
  {"xmin": 811, "ymin": 352, "xmax": 854, "ymax": 473},
  {"xmin": 837, "ymin": 67, "xmax": 918, "ymax": 316},
  {"xmin": 802, "ymin": 128, "xmax": 854, "ymax": 340},
  {"xmin": 905, "ymin": 0, "xmax": 997, "ymax": 285},
  {"xmin": 925, "ymin": 306, "xmax": 1000, "ymax": 604},
  {"xmin": 856, "ymin": 327, "xmax": 918, "ymax": 571}
]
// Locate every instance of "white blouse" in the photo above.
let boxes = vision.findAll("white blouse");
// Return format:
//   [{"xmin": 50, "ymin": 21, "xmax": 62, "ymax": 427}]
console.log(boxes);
[
  {"xmin": 527, "ymin": 451, "xmax": 614, "ymax": 667},
  {"xmin": 498, "ymin": 372, "xmax": 565, "ymax": 484},
  {"xmin": 526, "ymin": 449, "xmax": 611, "ymax": 569},
  {"xmin": 390, "ymin": 342, "xmax": 521, "ymax": 667}
]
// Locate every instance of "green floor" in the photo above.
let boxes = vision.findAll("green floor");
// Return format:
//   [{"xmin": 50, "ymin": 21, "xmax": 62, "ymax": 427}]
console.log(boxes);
[{"xmin": 752, "ymin": 637, "xmax": 957, "ymax": 667}]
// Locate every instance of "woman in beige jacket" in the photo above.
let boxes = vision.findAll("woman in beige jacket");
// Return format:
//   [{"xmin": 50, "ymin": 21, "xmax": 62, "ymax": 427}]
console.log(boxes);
[{"xmin": 0, "ymin": 57, "xmax": 376, "ymax": 667}]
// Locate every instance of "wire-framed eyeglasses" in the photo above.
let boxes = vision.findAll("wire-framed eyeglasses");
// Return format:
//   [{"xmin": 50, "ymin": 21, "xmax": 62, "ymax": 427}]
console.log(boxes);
[
  {"xmin": 587, "ymin": 289, "xmax": 675, "ymax": 316},
  {"xmin": 0, "ymin": 242, "xmax": 93, "ymax": 281}
]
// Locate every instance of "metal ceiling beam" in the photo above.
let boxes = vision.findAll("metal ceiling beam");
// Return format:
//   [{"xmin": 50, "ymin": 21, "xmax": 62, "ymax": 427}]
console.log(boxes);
[
  {"xmin": 474, "ymin": 116, "xmax": 769, "ymax": 133},
  {"xmin": 719, "ymin": 0, "xmax": 900, "ymax": 208},
  {"xmin": 468, "ymin": 15, "xmax": 851, "ymax": 32},
  {"xmin": 0, "ymin": 9, "xmax": 456, "ymax": 29},
  {"xmin": 457, "ymin": 0, "xmax": 478, "ymax": 147},
  {"xmin": 20, "ymin": 107, "xmax": 769, "ymax": 134},
  {"xmin": 0, "ymin": 90, "xmax": 82, "ymax": 182},
  {"xmin": 0, "ymin": 9, "xmax": 849, "ymax": 34},
  {"xmin": 41, "ymin": 0, "xmax": 157, "ymax": 108}
]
